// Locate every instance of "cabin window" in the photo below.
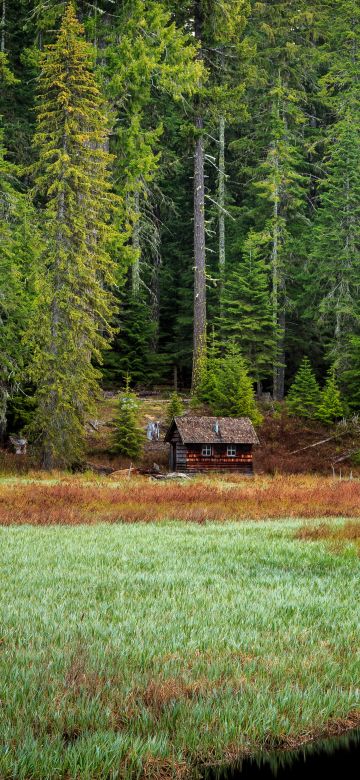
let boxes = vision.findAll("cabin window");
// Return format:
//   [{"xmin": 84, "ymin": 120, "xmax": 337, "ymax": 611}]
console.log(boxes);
[
  {"xmin": 227, "ymin": 445, "xmax": 237, "ymax": 457},
  {"xmin": 202, "ymin": 445, "xmax": 212, "ymax": 457}
]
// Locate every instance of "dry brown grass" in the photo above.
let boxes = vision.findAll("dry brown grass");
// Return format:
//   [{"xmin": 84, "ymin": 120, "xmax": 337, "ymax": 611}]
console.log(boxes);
[
  {"xmin": 295, "ymin": 519, "xmax": 360, "ymax": 555},
  {"xmin": 1, "ymin": 474, "xmax": 360, "ymax": 524}
]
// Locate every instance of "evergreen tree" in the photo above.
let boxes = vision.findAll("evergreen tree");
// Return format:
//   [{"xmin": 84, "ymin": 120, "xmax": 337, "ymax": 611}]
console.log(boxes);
[
  {"xmin": 342, "ymin": 335, "xmax": 360, "ymax": 412},
  {"xmin": 191, "ymin": 332, "xmax": 220, "ymax": 410},
  {"xmin": 2, "ymin": 0, "xmax": 360, "ymax": 431},
  {"xmin": 311, "ymin": 0, "xmax": 360, "ymax": 370},
  {"xmin": 286, "ymin": 357, "xmax": 321, "ymax": 419},
  {"xmin": 316, "ymin": 367, "xmax": 343, "ymax": 425},
  {"xmin": 212, "ymin": 345, "xmax": 262, "ymax": 425},
  {"xmin": 230, "ymin": 1, "xmax": 315, "ymax": 399},
  {"xmin": 166, "ymin": 391, "xmax": 184, "ymax": 425},
  {"xmin": 102, "ymin": 291, "xmax": 162, "ymax": 387},
  {"xmin": 102, "ymin": 0, "xmax": 201, "ymax": 288},
  {"xmin": 221, "ymin": 232, "xmax": 276, "ymax": 388},
  {"xmin": 27, "ymin": 3, "xmax": 118, "ymax": 468},
  {"xmin": 0, "ymin": 52, "xmax": 35, "ymax": 438},
  {"xmin": 112, "ymin": 378, "xmax": 144, "ymax": 460}
]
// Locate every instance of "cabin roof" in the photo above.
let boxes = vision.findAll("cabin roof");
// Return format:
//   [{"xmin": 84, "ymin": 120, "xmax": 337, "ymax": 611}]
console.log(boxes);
[{"xmin": 164, "ymin": 416, "xmax": 260, "ymax": 445}]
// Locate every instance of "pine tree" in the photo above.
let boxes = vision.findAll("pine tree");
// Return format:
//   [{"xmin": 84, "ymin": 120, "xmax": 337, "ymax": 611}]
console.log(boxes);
[
  {"xmin": 253, "ymin": 75, "xmax": 307, "ymax": 401},
  {"xmin": 286, "ymin": 357, "xmax": 321, "ymax": 419},
  {"xmin": 230, "ymin": 1, "xmax": 315, "ymax": 399},
  {"xmin": 311, "ymin": 0, "xmax": 360, "ymax": 369},
  {"xmin": 101, "ymin": 0, "xmax": 201, "ymax": 294},
  {"xmin": 166, "ymin": 392, "xmax": 184, "ymax": 425},
  {"xmin": 342, "ymin": 336, "xmax": 360, "ymax": 412},
  {"xmin": 221, "ymin": 232, "xmax": 276, "ymax": 388},
  {"xmin": 112, "ymin": 378, "xmax": 144, "ymax": 460},
  {"xmin": 212, "ymin": 345, "xmax": 262, "ymax": 425},
  {"xmin": 191, "ymin": 331, "xmax": 220, "ymax": 410},
  {"xmin": 316, "ymin": 367, "xmax": 343, "ymax": 425},
  {"xmin": 27, "ymin": 3, "xmax": 118, "ymax": 468},
  {"xmin": 0, "ymin": 51, "xmax": 35, "ymax": 438},
  {"xmin": 102, "ymin": 290, "xmax": 162, "ymax": 387}
]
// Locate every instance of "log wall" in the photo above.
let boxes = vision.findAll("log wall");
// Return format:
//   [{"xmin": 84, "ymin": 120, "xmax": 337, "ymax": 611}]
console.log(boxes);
[
  {"xmin": 171, "ymin": 430, "xmax": 187, "ymax": 470},
  {"xmin": 174, "ymin": 443, "xmax": 253, "ymax": 474}
]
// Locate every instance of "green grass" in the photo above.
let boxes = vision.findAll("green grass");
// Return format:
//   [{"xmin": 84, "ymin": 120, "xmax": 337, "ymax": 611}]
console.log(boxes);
[{"xmin": 0, "ymin": 521, "xmax": 359, "ymax": 779}]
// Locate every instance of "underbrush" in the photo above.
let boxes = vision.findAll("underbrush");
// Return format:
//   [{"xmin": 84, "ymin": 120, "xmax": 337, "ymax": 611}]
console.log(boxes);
[{"xmin": 1, "ymin": 474, "xmax": 360, "ymax": 524}]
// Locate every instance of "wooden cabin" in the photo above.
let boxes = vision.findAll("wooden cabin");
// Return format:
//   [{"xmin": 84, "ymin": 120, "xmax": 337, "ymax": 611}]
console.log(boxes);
[{"xmin": 164, "ymin": 416, "xmax": 259, "ymax": 474}]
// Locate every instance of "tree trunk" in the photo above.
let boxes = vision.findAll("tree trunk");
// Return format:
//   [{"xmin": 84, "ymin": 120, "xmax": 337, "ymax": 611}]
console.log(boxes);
[
  {"xmin": 1, "ymin": 0, "xmax": 6, "ymax": 53},
  {"xmin": 272, "ymin": 168, "xmax": 279, "ymax": 399},
  {"xmin": 218, "ymin": 114, "xmax": 226, "ymax": 307},
  {"xmin": 150, "ymin": 204, "xmax": 161, "ymax": 351},
  {"xmin": 271, "ymin": 145, "xmax": 286, "ymax": 401},
  {"xmin": 192, "ymin": 0, "xmax": 206, "ymax": 390},
  {"xmin": 192, "ymin": 114, "xmax": 207, "ymax": 388},
  {"xmin": 275, "ymin": 294, "xmax": 286, "ymax": 400},
  {"xmin": 132, "ymin": 190, "xmax": 141, "ymax": 296},
  {"xmin": 0, "ymin": 383, "xmax": 8, "ymax": 443},
  {"xmin": 41, "ymin": 139, "xmax": 66, "ymax": 470}
]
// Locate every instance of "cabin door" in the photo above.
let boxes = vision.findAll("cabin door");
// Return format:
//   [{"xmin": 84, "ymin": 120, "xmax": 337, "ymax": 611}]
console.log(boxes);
[{"xmin": 170, "ymin": 443, "xmax": 176, "ymax": 470}]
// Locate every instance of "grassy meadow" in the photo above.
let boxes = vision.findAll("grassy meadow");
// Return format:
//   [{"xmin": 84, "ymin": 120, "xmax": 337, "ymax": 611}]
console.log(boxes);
[{"xmin": 0, "ymin": 518, "xmax": 359, "ymax": 779}]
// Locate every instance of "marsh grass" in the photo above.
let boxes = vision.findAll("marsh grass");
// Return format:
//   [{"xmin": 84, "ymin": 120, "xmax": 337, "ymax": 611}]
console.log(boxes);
[
  {"xmin": 1, "ymin": 475, "xmax": 360, "ymax": 525},
  {"xmin": 0, "ymin": 521, "xmax": 359, "ymax": 778},
  {"xmin": 295, "ymin": 519, "xmax": 360, "ymax": 556}
]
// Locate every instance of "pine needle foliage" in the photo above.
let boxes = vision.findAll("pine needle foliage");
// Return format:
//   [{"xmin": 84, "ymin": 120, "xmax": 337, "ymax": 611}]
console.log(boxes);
[
  {"xmin": 342, "ymin": 336, "xmax": 360, "ymax": 412},
  {"xmin": 0, "ymin": 54, "xmax": 36, "ymax": 438},
  {"xmin": 27, "ymin": 3, "xmax": 118, "ymax": 468},
  {"xmin": 191, "ymin": 334, "xmax": 220, "ymax": 411},
  {"xmin": 287, "ymin": 357, "xmax": 321, "ymax": 419},
  {"xmin": 221, "ymin": 232, "xmax": 276, "ymax": 383},
  {"xmin": 112, "ymin": 378, "xmax": 144, "ymax": 461},
  {"xmin": 192, "ymin": 341, "xmax": 262, "ymax": 425},
  {"xmin": 212, "ymin": 345, "xmax": 263, "ymax": 425},
  {"xmin": 316, "ymin": 368, "xmax": 344, "ymax": 425},
  {"xmin": 166, "ymin": 392, "xmax": 184, "ymax": 425}
]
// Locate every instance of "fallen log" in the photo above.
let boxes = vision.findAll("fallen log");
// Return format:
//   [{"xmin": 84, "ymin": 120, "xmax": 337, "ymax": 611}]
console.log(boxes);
[
  {"xmin": 108, "ymin": 467, "xmax": 138, "ymax": 479},
  {"xmin": 289, "ymin": 433, "xmax": 345, "ymax": 455},
  {"xmin": 331, "ymin": 449, "xmax": 360, "ymax": 465},
  {"xmin": 151, "ymin": 472, "xmax": 191, "ymax": 480}
]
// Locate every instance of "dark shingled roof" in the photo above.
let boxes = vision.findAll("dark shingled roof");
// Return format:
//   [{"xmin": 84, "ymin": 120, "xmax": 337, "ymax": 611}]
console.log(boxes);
[{"xmin": 164, "ymin": 416, "xmax": 260, "ymax": 445}]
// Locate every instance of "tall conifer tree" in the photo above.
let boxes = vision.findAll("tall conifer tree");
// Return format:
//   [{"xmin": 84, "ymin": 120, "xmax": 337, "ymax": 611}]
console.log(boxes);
[
  {"xmin": 312, "ymin": 0, "xmax": 360, "ymax": 369},
  {"xmin": 220, "ymin": 232, "xmax": 275, "ymax": 389},
  {"xmin": 28, "ymin": 3, "xmax": 117, "ymax": 468},
  {"xmin": 0, "ymin": 52, "xmax": 34, "ymax": 438}
]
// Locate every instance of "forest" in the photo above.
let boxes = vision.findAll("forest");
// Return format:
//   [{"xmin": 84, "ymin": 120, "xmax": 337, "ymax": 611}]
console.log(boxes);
[{"xmin": 1, "ymin": 0, "xmax": 360, "ymax": 468}]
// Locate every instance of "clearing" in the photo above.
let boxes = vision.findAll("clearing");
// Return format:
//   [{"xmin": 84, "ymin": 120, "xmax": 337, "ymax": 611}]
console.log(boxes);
[{"xmin": 0, "ymin": 519, "xmax": 359, "ymax": 779}]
